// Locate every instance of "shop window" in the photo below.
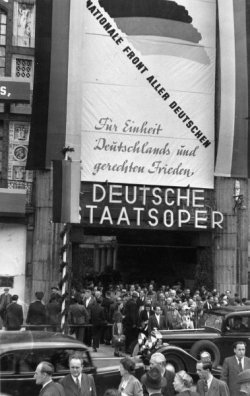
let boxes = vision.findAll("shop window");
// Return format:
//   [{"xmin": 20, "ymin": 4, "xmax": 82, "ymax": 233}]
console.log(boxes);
[{"xmin": 0, "ymin": 275, "xmax": 13, "ymax": 288}]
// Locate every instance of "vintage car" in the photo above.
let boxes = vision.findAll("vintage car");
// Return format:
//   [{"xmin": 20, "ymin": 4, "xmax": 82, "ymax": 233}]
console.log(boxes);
[
  {"xmin": 157, "ymin": 305, "xmax": 250, "ymax": 367},
  {"xmin": 0, "ymin": 330, "xmax": 198, "ymax": 396}
]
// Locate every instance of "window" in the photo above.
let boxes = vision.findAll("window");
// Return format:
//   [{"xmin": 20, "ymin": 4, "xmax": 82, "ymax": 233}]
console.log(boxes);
[
  {"xmin": 19, "ymin": 349, "xmax": 92, "ymax": 374},
  {"xmin": 0, "ymin": 10, "xmax": 6, "ymax": 76},
  {"xmin": 0, "ymin": 353, "xmax": 15, "ymax": 373}
]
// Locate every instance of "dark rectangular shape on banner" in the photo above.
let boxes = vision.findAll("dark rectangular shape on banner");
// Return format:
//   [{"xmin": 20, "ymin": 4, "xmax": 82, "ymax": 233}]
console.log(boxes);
[{"xmin": 26, "ymin": 0, "xmax": 53, "ymax": 170}]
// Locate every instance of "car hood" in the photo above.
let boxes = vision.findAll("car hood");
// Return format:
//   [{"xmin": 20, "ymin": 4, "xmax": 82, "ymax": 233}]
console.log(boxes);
[{"xmin": 160, "ymin": 327, "xmax": 221, "ymax": 340}]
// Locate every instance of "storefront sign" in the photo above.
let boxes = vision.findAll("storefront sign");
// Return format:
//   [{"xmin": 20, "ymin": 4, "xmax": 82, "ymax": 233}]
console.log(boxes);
[
  {"xmin": 81, "ymin": 0, "xmax": 216, "ymax": 188},
  {"xmin": 81, "ymin": 183, "xmax": 223, "ymax": 230},
  {"xmin": 0, "ymin": 81, "xmax": 30, "ymax": 102}
]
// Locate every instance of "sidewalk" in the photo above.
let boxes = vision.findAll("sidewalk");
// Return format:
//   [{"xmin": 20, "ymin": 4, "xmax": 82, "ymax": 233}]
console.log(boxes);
[{"xmin": 91, "ymin": 343, "xmax": 115, "ymax": 358}]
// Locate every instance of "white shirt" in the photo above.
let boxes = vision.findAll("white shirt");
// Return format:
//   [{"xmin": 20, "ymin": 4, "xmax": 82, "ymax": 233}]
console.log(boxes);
[
  {"xmin": 86, "ymin": 297, "xmax": 91, "ymax": 307},
  {"xmin": 72, "ymin": 374, "xmax": 82, "ymax": 385},
  {"xmin": 236, "ymin": 356, "xmax": 244, "ymax": 369},
  {"xmin": 206, "ymin": 375, "xmax": 213, "ymax": 389}
]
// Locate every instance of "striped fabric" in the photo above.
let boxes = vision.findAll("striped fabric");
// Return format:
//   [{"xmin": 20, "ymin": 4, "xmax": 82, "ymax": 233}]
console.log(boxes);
[{"xmin": 215, "ymin": 0, "xmax": 249, "ymax": 178}]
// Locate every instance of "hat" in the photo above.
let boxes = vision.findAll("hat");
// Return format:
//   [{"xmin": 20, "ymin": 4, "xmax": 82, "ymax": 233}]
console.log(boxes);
[
  {"xmin": 51, "ymin": 286, "xmax": 59, "ymax": 291},
  {"xmin": 141, "ymin": 366, "xmax": 166, "ymax": 390},
  {"xmin": 3, "ymin": 287, "xmax": 9, "ymax": 291},
  {"xmin": 238, "ymin": 369, "xmax": 250, "ymax": 384}
]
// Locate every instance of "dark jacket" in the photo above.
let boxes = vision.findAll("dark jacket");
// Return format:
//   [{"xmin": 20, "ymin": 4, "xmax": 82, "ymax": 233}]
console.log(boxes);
[
  {"xmin": 197, "ymin": 377, "xmax": 229, "ymax": 396},
  {"xmin": 221, "ymin": 355, "xmax": 250, "ymax": 396},
  {"xmin": 68, "ymin": 302, "xmax": 89, "ymax": 325},
  {"xmin": 6, "ymin": 302, "xmax": 23, "ymax": 330},
  {"xmin": 26, "ymin": 300, "xmax": 46, "ymax": 325},
  {"xmin": 59, "ymin": 373, "xmax": 96, "ymax": 396},
  {"xmin": 90, "ymin": 303, "xmax": 106, "ymax": 325},
  {"xmin": 148, "ymin": 314, "xmax": 166, "ymax": 334},
  {"xmin": 39, "ymin": 381, "xmax": 65, "ymax": 396},
  {"xmin": 46, "ymin": 300, "xmax": 61, "ymax": 326}
]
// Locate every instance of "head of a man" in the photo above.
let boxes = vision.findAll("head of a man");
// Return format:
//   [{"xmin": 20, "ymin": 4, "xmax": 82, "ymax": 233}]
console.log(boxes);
[
  {"xmin": 150, "ymin": 352, "xmax": 166, "ymax": 376},
  {"xmin": 234, "ymin": 341, "xmax": 246, "ymax": 359},
  {"xmin": 34, "ymin": 361, "xmax": 54, "ymax": 385},
  {"xmin": 166, "ymin": 297, "xmax": 172, "ymax": 306},
  {"xmin": 141, "ymin": 365, "xmax": 165, "ymax": 393},
  {"xmin": 154, "ymin": 306, "xmax": 161, "ymax": 316},
  {"xmin": 69, "ymin": 354, "xmax": 83, "ymax": 378},
  {"xmin": 196, "ymin": 361, "xmax": 212, "ymax": 381}
]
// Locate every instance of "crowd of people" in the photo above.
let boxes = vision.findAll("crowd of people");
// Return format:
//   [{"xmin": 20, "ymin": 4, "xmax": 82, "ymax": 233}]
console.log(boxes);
[
  {"xmin": 0, "ymin": 281, "xmax": 248, "ymax": 354},
  {"xmin": 33, "ymin": 342, "xmax": 250, "ymax": 396}
]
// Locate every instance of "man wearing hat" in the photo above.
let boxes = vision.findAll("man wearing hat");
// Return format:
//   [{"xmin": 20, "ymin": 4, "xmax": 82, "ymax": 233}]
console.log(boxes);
[
  {"xmin": 141, "ymin": 366, "xmax": 166, "ymax": 396},
  {"xmin": 0, "ymin": 287, "xmax": 12, "ymax": 326},
  {"xmin": 26, "ymin": 291, "xmax": 46, "ymax": 330},
  {"xmin": 238, "ymin": 369, "xmax": 250, "ymax": 395}
]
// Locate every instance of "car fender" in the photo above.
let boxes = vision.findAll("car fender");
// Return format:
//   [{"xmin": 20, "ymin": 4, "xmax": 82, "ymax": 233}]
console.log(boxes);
[{"xmin": 157, "ymin": 344, "xmax": 198, "ymax": 375}]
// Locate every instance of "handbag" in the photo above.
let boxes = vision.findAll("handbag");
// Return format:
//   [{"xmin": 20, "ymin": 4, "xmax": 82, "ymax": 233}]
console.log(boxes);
[{"xmin": 112, "ymin": 334, "xmax": 126, "ymax": 346}]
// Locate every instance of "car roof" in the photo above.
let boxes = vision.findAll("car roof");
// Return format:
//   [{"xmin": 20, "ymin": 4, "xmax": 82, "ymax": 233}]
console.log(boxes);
[
  {"xmin": 209, "ymin": 305, "xmax": 250, "ymax": 316},
  {"xmin": 0, "ymin": 331, "xmax": 87, "ymax": 353}
]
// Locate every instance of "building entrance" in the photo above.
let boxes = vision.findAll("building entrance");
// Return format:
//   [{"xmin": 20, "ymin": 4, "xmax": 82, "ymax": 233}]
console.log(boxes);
[{"xmin": 71, "ymin": 228, "xmax": 213, "ymax": 291}]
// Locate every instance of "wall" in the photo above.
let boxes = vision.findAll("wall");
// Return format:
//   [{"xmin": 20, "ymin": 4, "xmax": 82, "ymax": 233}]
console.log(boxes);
[{"xmin": 0, "ymin": 222, "xmax": 27, "ymax": 313}]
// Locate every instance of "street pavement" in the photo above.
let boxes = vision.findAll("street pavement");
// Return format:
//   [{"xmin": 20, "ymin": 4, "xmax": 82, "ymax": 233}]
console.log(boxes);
[{"xmin": 91, "ymin": 343, "xmax": 123, "ymax": 368}]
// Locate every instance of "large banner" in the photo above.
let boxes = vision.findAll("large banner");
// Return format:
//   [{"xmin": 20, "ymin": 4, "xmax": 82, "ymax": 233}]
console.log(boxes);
[{"xmin": 82, "ymin": 0, "xmax": 216, "ymax": 188}]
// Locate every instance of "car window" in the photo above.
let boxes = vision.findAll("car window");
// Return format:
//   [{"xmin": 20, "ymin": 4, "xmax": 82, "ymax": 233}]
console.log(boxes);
[
  {"xmin": 205, "ymin": 313, "xmax": 223, "ymax": 330},
  {"xmin": 225, "ymin": 316, "xmax": 250, "ymax": 332},
  {"xmin": 18, "ymin": 349, "xmax": 92, "ymax": 373},
  {"xmin": 0, "ymin": 353, "xmax": 15, "ymax": 373}
]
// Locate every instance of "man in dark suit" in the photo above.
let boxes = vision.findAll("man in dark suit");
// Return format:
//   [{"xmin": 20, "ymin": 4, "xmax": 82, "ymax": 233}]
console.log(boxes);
[
  {"xmin": 148, "ymin": 305, "xmax": 166, "ymax": 334},
  {"xmin": 6, "ymin": 294, "xmax": 23, "ymax": 330},
  {"xmin": 82, "ymin": 288, "xmax": 96, "ymax": 346},
  {"xmin": 149, "ymin": 352, "xmax": 175, "ymax": 396},
  {"xmin": 60, "ymin": 353, "xmax": 96, "ymax": 396},
  {"xmin": 138, "ymin": 302, "xmax": 154, "ymax": 335},
  {"xmin": 68, "ymin": 297, "xmax": 89, "ymax": 342},
  {"xmin": 0, "ymin": 287, "xmax": 12, "ymax": 326},
  {"xmin": 34, "ymin": 361, "xmax": 65, "ymax": 396},
  {"xmin": 196, "ymin": 361, "xmax": 229, "ymax": 396},
  {"xmin": 221, "ymin": 341, "xmax": 250, "ymax": 396},
  {"xmin": 123, "ymin": 291, "xmax": 139, "ymax": 353},
  {"xmin": 26, "ymin": 291, "xmax": 46, "ymax": 330},
  {"xmin": 90, "ymin": 298, "xmax": 106, "ymax": 352}
]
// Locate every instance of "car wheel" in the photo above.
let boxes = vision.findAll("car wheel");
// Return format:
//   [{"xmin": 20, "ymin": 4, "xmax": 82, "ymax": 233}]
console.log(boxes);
[
  {"xmin": 163, "ymin": 354, "xmax": 185, "ymax": 372},
  {"xmin": 190, "ymin": 340, "xmax": 220, "ymax": 367}
]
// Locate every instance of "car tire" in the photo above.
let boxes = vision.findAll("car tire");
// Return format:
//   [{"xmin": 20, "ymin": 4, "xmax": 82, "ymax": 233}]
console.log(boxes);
[
  {"xmin": 190, "ymin": 340, "xmax": 220, "ymax": 367},
  {"xmin": 162, "ymin": 353, "xmax": 185, "ymax": 372}
]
